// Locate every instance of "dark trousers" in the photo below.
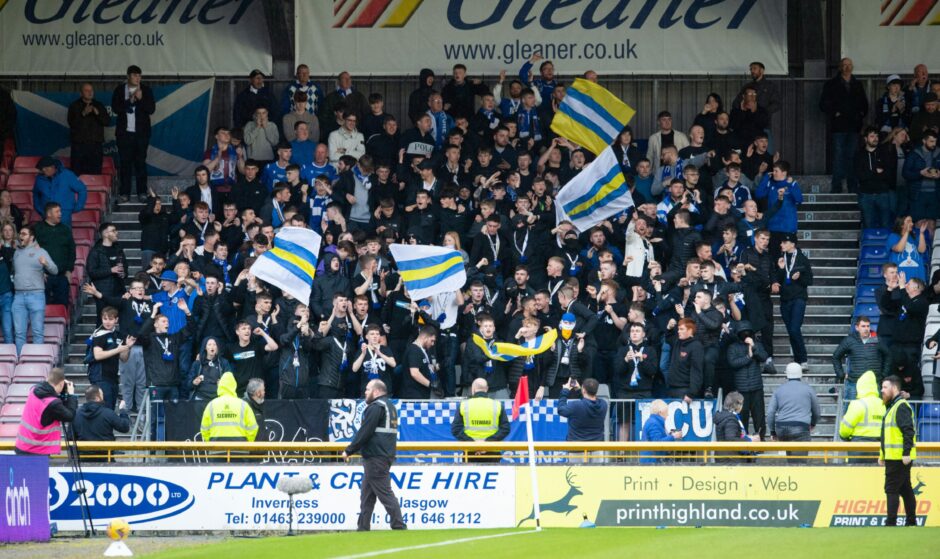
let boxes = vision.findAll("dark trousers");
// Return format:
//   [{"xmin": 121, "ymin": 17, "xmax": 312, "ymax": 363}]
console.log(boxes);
[
  {"xmin": 318, "ymin": 385, "xmax": 341, "ymax": 399},
  {"xmin": 99, "ymin": 379, "xmax": 118, "ymax": 410},
  {"xmin": 775, "ymin": 423, "xmax": 811, "ymax": 463},
  {"xmin": 592, "ymin": 349, "xmax": 616, "ymax": 385},
  {"xmin": 71, "ymin": 142, "xmax": 103, "ymax": 176},
  {"xmin": 884, "ymin": 460, "xmax": 917, "ymax": 526},
  {"xmin": 703, "ymin": 345, "xmax": 719, "ymax": 394},
  {"xmin": 116, "ymin": 132, "xmax": 149, "ymax": 196},
  {"xmin": 831, "ymin": 132, "xmax": 859, "ymax": 193},
  {"xmin": 859, "ymin": 192, "xmax": 894, "ymax": 230},
  {"xmin": 740, "ymin": 389, "xmax": 766, "ymax": 438},
  {"xmin": 150, "ymin": 386, "xmax": 179, "ymax": 402},
  {"xmin": 780, "ymin": 298, "xmax": 808, "ymax": 363},
  {"xmin": 279, "ymin": 383, "xmax": 309, "ymax": 400},
  {"xmin": 45, "ymin": 273, "xmax": 70, "ymax": 306},
  {"xmin": 757, "ymin": 295, "xmax": 774, "ymax": 359},
  {"xmin": 358, "ymin": 456, "xmax": 406, "ymax": 531}
]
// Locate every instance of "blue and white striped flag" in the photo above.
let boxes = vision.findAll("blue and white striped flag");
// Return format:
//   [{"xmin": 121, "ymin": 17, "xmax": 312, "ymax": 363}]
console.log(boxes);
[
  {"xmin": 554, "ymin": 145, "xmax": 634, "ymax": 232},
  {"xmin": 389, "ymin": 244, "xmax": 466, "ymax": 301},
  {"xmin": 250, "ymin": 227, "xmax": 322, "ymax": 303}
]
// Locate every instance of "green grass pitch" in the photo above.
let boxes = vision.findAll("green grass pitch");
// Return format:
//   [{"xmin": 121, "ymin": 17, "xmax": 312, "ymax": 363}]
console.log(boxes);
[{"xmin": 142, "ymin": 527, "xmax": 940, "ymax": 559}]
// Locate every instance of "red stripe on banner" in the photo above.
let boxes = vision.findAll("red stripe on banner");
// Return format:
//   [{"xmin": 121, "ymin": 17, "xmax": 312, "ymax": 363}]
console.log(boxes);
[
  {"xmin": 334, "ymin": 0, "xmax": 347, "ymax": 16},
  {"xmin": 881, "ymin": 0, "xmax": 908, "ymax": 25},
  {"xmin": 897, "ymin": 0, "xmax": 937, "ymax": 24},
  {"xmin": 336, "ymin": 0, "xmax": 363, "ymax": 27},
  {"xmin": 350, "ymin": 0, "xmax": 393, "ymax": 27}
]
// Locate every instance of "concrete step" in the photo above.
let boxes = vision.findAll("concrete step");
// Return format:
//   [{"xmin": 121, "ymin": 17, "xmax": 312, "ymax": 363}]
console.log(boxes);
[
  {"xmin": 797, "ymin": 248, "xmax": 858, "ymax": 260},
  {"xmin": 797, "ymin": 229, "xmax": 860, "ymax": 241},
  {"xmin": 811, "ymin": 266, "xmax": 858, "ymax": 277},
  {"xmin": 804, "ymin": 286, "xmax": 857, "ymax": 297}
]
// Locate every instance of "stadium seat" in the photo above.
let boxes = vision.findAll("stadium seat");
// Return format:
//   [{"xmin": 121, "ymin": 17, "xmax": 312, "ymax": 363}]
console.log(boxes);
[
  {"xmin": 45, "ymin": 305, "xmax": 70, "ymax": 325},
  {"xmin": 857, "ymin": 265, "xmax": 883, "ymax": 284},
  {"xmin": 71, "ymin": 209, "xmax": 101, "ymax": 227},
  {"xmin": 0, "ymin": 423, "xmax": 19, "ymax": 440},
  {"xmin": 85, "ymin": 191, "xmax": 107, "ymax": 211},
  {"xmin": 918, "ymin": 421, "xmax": 940, "ymax": 442},
  {"xmin": 3, "ymin": 173, "xmax": 35, "ymax": 191},
  {"xmin": 0, "ymin": 174, "xmax": 5, "ymax": 189},
  {"xmin": 0, "ymin": 362, "xmax": 12, "ymax": 384},
  {"xmin": 13, "ymin": 363, "xmax": 51, "ymax": 382},
  {"xmin": 102, "ymin": 157, "xmax": 116, "ymax": 177},
  {"xmin": 858, "ymin": 246, "xmax": 888, "ymax": 263},
  {"xmin": 0, "ymin": 403, "xmax": 26, "ymax": 422},
  {"xmin": 0, "ymin": 383, "xmax": 7, "ymax": 405},
  {"xmin": 9, "ymin": 190, "xmax": 32, "ymax": 210},
  {"xmin": 79, "ymin": 174, "xmax": 112, "ymax": 188},
  {"xmin": 0, "ymin": 344, "xmax": 17, "ymax": 364},
  {"xmin": 853, "ymin": 303, "xmax": 880, "ymax": 319},
  {"xmin": 12, "ymin": 156, "xmax": 41, "ymax": 174},
  {"xmin": 73, "ymin": 228, "xmax": 96, "ymax": 246},
  {"xmin": 18, "ymin": 344, "xmax": 58, "ymax": 364},
  {"xmin": 42, "ymin": 323, "xmax": 65, "ymax": 345},
  {"xmin": 861, "ymin": 228, "xmax": 890, "ymax": 242},
  {"xmin": 855, "ymin": 284, "xmax": 877, "ymax": 300},
  {"xmin": 919, "ymin": 403, "xmax": 940, "ymax": 420},
  {"xmin": 4, "ymin": 383, "xmax": 31, "ymax": 404}
]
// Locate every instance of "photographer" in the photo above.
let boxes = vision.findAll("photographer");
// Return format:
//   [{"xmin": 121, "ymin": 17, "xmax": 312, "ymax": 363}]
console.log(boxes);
[
  {"xmin": 14, "ymin": 368, "xmax": 78, "ymax": 456},
  {"xmin": 557, "ymin": 378, "xmax": 608, "ymax": 444}
]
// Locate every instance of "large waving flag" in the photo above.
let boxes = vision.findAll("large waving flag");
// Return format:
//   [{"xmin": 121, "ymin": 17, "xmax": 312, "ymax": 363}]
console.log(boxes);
[
  {"xmin": 251, "ymin": 227, "xmax": 322, "ymax": 303},
  {"xmin": 555, "ymin": 145, "xmax": 634, "ymax": 232},
  {"xmin": 12, "ymin": 79, "xmax": 213, "ymax": 176},
  {"xmin": 472, "ymin": 329, "xmax": 558, "ymax": 362},
  {"xmin": 551, "ymin": 78, "xmax": 635, "ymax": 155},
  {"xmin": 389, "ymin": 244, "xmax": 466, "ymax": 300}
]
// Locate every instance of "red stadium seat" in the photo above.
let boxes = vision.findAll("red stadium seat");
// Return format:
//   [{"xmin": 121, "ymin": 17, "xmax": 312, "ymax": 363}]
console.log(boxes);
[
  {"xmin": 0, "ymin": 422, "xmax": 19, "ymax": 440},
  {"xmin": 102, "ymin": 157, "xmax": 116, "ymax": 177},
  {"xmin": 73, "ymin": 228, "xmax": 96, "ymax": 245},
  {"xmin": 0, "ymin": 344, "xmax": 16, "ymax": 364},
  {"xmin": 79, "ymin": 174, "xmax": 112, "ymax": 188},
  {"xmin": 0, "ymin": 174, "xmax": 6, "ymax": 189},
  {"xmin": 59, "ymin": 156, "xmax": 71, "ymax": 169},
  {"xmin": 0, "ymin": 362, "xmax": 13, "ymax": 384},
  {"xmin": 85, "ymin": 191, "xmax": 107, "ymax": 211},
  {"xmin": 13, "ymin": 363, "xmax": 51, "ymax": 382},
  {"xmin": 0, "ymin": 403, "xmax": 26, "ymax": 422},
  {"xmin": 4, "ymin": 383, "xmax": 31, "ymax": 404},
  {"xmin": 45, "ymin": 305, "xmax": 69, "ymax": 325},
  {"xmin": 9, "ymin": 191, "xmax": 32, "ymax": 211},
  {"xmin": 71, "ymin": 209, "xmax": 101, "ymax": 227},
  {"xmin": 18, "ymin": 345, "xmax": 58, "ymax": 365},
  {"xmin": 12, "ymin": 156, "xmax": 40, "ymax": 174},
  {"xmin": 4, "ymin": 173, "xmax": 35, "ymax": 191},
  {"xmin": 42, "ymin": 324, "xmax": 65, "ymax": 345}
]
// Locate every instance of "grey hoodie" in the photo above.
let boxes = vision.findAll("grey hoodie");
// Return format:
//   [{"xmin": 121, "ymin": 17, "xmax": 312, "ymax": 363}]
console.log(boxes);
[{"xmin": 14, "ymin": 242, "xmax": 57, "ymax": 291}]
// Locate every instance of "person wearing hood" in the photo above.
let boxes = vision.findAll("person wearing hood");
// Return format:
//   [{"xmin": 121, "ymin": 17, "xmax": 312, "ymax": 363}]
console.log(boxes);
[
  {"xmin": 200, "ymin": 371, "xmax": 258, "ymax": 442},
  {"xmin": 408, "ymin": 69, "xmax": 436, "ymax": 126},
  {"xmin": 839, "ymin": 370, "xmax": 886, "ymax": 463},
  {"xmin": 726, "ymin": 320, "xmax": 768, "ymax": 438},
  {"xmin": 139, "ymin": 194, "xmax": 171, "ymax": 269},
  {"xmin": 311, "ymin": 252, "xmax": 352, "ymax": 320},
  {"xmin": 188, "ymin": 336, "xmax": 232, "ymax": 401},
  {"xmin": 32, "ymin": 156, "xmax": 87, "ymax": 227},
  {"xmin": 667, "ymin": 318, "xmax": 705, "ymax": 401},
  {"xmin": 314, "ymin": 293, "xmax": 358, "ymax": 399},
  {"xmin": 278, "ymin": 304, "xmax": 318, "ymax": 399},
  {"xmin": 74, "ymin": 386, "xmax": 131, "ymax": 447},
  {"xmin": 14, "ymin": 367, "xmax": 78, "ymax": 455},
  {"xmin": 557, "ymin": 377, "xmax": 608, "ymax": 443},
  {"xmin": 548, "ymin": 312, "xmax": 587, "ymax": 397}
]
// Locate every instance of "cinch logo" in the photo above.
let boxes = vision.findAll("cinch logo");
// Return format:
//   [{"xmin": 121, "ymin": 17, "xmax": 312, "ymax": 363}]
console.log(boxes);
[
  {"xmin": 5, "ymin": 467, "xmax": 32, "ymax": 528},
  {"xmin": 881, "ymin": 0, "xmax": 940, "ymax": 26},
  {"xmin": 333, "ymin": 0, "xmax": 423, "ymax": 28},
  {"xmin": 49, "ymin": 472, "xmax": 194, "ymax": 525}
]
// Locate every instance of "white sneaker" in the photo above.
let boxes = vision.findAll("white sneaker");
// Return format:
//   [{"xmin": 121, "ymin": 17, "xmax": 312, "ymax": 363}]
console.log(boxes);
[{"xmin": 800, "ymin": 362, "xmax": 809, "ymax": 371}]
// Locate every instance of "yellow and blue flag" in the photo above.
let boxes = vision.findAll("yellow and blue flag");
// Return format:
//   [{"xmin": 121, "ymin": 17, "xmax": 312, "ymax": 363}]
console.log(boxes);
[
  {"xmin": 555, "ymin": 145, "xmax": 634, "ymax": 232},
  {"xmin": 551, "ymin": 78, "xmax": 635, "ymax": 155},
  {"xmin": 389, "ymin": 244, "xmax": 467, "ymax": 300},
  {"xmin": 250, "ymin": 227, "xmax": 322, "ymax": 303},
  {"xmin": 472, "ymin": 330, "xmax": 558, "ymax": 362}
]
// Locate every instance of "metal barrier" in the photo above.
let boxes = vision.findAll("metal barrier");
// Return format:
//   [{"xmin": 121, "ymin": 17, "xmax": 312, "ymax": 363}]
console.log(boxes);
[{"xmin": 3, "ymin": 441, "xmax": 938, "ymax": 465}]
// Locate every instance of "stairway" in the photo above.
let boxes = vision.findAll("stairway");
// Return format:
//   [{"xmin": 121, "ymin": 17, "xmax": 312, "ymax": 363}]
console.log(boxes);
[{"xmin": 764, "ymin": 176, "xmax": 860, "ymax": 441}]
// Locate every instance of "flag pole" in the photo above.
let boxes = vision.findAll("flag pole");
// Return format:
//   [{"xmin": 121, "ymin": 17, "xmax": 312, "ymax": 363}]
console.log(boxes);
[{"xmin": 524, "ymin": 400, "xmax": 542, "ymax": 531}]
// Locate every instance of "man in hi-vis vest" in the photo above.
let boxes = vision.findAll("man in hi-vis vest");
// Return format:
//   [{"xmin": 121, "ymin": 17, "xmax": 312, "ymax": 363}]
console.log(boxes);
[
  {"xmin": 15, "ymin": 368, "xmax": 77, "ymax": 455},
  {"xmin": 451, "ymin": 378, "xmax": 510, "ymax": 463},
  {"xmin": 879, "ymin": 375, "xmax": 918, "ymax": 527}
]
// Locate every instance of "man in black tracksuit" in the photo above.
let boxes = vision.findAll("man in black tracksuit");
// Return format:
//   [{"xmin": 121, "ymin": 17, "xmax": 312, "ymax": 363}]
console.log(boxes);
[
  {"xmin": 668, "ymin": 318, "xmax": 704, "ymax": 400},
  {"xmin": 740, "ymin": 228, "xmax": 776, "ymax": 373},
  {"xmin": 138, "ymin": 301, "xmax": 193, "ymax": 401},
  {"xmin": 343, "ymin": 380, "xmax": 406, "ymax": 531}
]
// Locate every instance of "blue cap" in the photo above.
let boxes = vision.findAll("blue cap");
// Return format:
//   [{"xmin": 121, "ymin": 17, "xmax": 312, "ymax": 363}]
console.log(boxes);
[
  {"xmin": 561, "ymin": 312, "xmax": 576, "ymax": 323},
  {"xmin": 159, "ymin": 271, "xmax": 178, "ymax": 283}
]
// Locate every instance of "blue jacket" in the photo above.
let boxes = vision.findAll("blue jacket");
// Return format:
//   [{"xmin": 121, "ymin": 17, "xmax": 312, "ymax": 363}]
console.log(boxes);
[
  {"xmin": 755, "ymin": 174, "xmax": 801, "ymax": 233},
  {"xmin": 639, "ymin": 413, "xmax": 677, "ymax": 464},
  {"xmin": 33, "ymin": 161, "xmax": 87, "ymax": 225},
  {"xmin": 903, "ymin": 146, "xmax": 940, "ymax": 194},
  {"xmin": 557, "ymin": 389, "xmax": 607, "ymax": 441},
  {"xmin": 519, "ymin": 61, "xmax": 556, "ymax": 107}
]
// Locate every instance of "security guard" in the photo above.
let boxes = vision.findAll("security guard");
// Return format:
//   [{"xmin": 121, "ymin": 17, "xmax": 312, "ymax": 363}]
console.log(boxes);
[
  {"xmin": 451, "ymin": 378, "xmax": 510, "ymax": 462},
  {"xmin": 879, "ymin": 375, "xmax": 918, "ymax": 527},
  {"xmin": 839, "ymin": 370, "xmax": 886, "ymax": 463},
  {"xmin": 342, "ymin": 379, "xmax": 406, "ymax": 531},
  {"xmin": 200, "ymin": 372, "xmax": 258, "ymax": 442}
]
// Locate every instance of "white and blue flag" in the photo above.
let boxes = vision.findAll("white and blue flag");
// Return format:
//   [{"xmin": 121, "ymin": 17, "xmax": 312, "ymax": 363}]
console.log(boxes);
[
  {"xmin": 555, "ymin": 145, "xmax": 634, "ymax": 232},
  {"xmin": 250, "ymin": 227, "xmax": 322, "ymax": 304}
]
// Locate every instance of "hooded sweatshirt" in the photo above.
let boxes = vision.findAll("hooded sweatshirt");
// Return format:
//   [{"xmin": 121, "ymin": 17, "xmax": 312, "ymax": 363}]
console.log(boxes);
[
  {"xmin": 839, "ymin": 371, "xmax": 885, "ymax": 441},
  {"xmin": 32, "ymin": 160, "xmax": 87, "ymax": 226},
  {"xmin": 74, "ymin": 401, "xmax": 130, "ymax": 442},
  {"xmin": 408, "ymin": 69, "xmax": 436, "ymax": 125},
  {"xmin": 557, "ymin": 387, "xmax": 608, "ymax": 441},
  {"xmin": 310, "ymin": 253, "xmax": 351, "ymax": 319},
  {"xmin": 139, "ymin": 197, "xmax": 171, "ymax": 253},
  {"xmin": 188, "ymin": 337, "xmax": 232, "ymax": 400}
]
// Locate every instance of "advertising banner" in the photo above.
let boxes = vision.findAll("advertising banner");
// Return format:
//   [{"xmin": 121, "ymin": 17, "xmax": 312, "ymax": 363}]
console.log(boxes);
[
  {"xmin": 163, "ymin": 399, "xmax": 331, "ymax": 464},
  {"xmin": 297, "ymin": 0, "xmax": 788, "ymax": 76},
  {"xmin": 12, "ymin": 80, "xmax": 213, "ymax": 177},
  {"xmin": 842, "ymin": 1, "xmax": 939, "ymax": 74},
  {"xmin": 634, "ymin": 398, "xmax": 717, "ymax": 442},
  {"xmin": 1, "ymin": 454, "xmax": 50, "ymax": 543},
  {"xmin": 0, "ymin": 0, "xmax": 271, "ymax": 76},
  {"xmin": 515, "ymin": 466, "xmax": 940, "ymax": 528},
  {"xmin": 49, "ymin": 465, "xmax": 515, "ymax": 531}
]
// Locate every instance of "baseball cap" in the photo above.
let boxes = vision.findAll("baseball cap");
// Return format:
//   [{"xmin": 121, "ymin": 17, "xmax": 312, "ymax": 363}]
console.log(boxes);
[
  {"xmin": 781, "ymin": 233, "xmax": 798, "ymax": 244},
  {"xmin": 159, "ymin": 271, "xmax": 178, "ymax": 283},
  {"xmin": 886, "ymin": 74, "xmax": 902, "ymax": 86},
  {"xmin": 785, "ymin": 362, "xmax": 803, "ymax": 380}
]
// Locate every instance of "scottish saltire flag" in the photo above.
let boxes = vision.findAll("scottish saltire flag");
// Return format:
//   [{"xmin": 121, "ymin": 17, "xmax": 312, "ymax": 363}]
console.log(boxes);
[
  {"xmin": 12, "ymin": 79, "xmax": 213, "ymax": 176},
  {"xmin": 251, "ymin": 227, "xmax": 322, "ymax": 303},
  {"xmin": 472, "ymin": 329, "xmax": 558, "ymax": 362},
  {"xmin": 555, "ymin": 145, "xmax": 634, "ymax": 232},
  {"xmin": 389, "ymin": 244, "xmax": 466, "ymax": 300},
  {"xmin": 551, "ymin": 78, "xmax": 635, "ymax": 155}
]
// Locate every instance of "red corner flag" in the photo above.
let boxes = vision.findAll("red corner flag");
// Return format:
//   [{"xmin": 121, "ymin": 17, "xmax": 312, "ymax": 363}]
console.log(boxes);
[{"xmin": 512, "ymin": 376, "xmax": 530, "ymax": 420}]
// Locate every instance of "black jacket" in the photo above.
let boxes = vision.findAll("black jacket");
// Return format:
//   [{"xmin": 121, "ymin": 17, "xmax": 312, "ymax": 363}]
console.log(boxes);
[
  {"xmin": 139, "ymin": 198, "xmax": 171, "ymax": 254},
  {"xmin": 881, "ymin": 396, "xmax": 916, "ymax": 458},
  {"xmin": 876, "ymin": 284, "xmax": 901, "ymax": 337},
  {"xmin": 451, "ymin": 393, "xmax": 511, "ymax": 441},
  {"xmin": 187, "ymin": 338, "xmax": 232, "ymax": 401},
  {"xmin": 244, "ymin": 394, "xmax": 266, "ymax": 442},
  {"xmin": 832, "ymin": 332, "xmax": 892, "ymax": 382},
  {"xmin": 345, "ymin": 395, "xmax": 398, "ymax": 458},
  {"xmin": 691, "ymin": 307, "xmax": 724, "ymax": 347},
  {"xmin": 111, "ymin": 83, "xmax": 156, "ymax": 138},
  {"xmin": 727, "ymin": 337, "xmax": 768, "ymax": 392},
  {"xmin": 612, "ymin": 342, "xmax": 659, "ymax": 398},
  {"xmin": 67, "ymin": 97, "xmax": 110, "ymax": 144},
  {"xmin": 714, "ymin": 409, "xmax": 745, "ymax": 441},
  {"xmin": 139, "ymin": 316, "xmax": 192, "ymax": 388},
  {"xmin": 669, "ymin": 336, "xmax": 704, "ymax": 398},
  {"xmin": 34, "ymin": 382, "xmax": 78, "ymax": 427},
  {"xmin": 894, "ymin": 292, "xmax": 928, "ymax": 344},
  {"xmin": 194, "ymin": 292, "xmax": 234, "ymax": 343},
  {"xmin": 462, "ymin": 338, "xmax": 509, "ymax": 390},
  {"xmin": 310, "ymin": 253, "xmax": 351, "ymax": 320},
  {"xmin": 819, "ymin": 74, "xmax": 869, "ymax": 134},
  {"xmin": 233, "ymin": 176, "xmax": 268, "ymax": 215},
  {"xmin": 73, "ymin": 401, "xmax": 130, "ymax": 441},
  {"xmin": 87, "ymin": 242, "xmax": 126, "ymax": 297},
  {"xmin": 855, "ymin": 146, "xmax": 892, "ymax": 194},
  {"xmin": 278, "ymin": 321, "xmax": 318, "ymax": 390},
  {"xmin": 408, "ymin": 70, "xmax": 436, "ymax": 125},
  {"xmin": 775, "ymin": 249, "xmax": 813, "ymax": 301},
  {"xmin": 233, "ymin": 85, "xmax": 278, "ymax": 129}
]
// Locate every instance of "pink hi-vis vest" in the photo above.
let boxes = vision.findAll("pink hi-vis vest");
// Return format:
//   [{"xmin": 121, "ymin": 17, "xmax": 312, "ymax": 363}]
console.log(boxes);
[{"xmin": 14, "ymin": 387, "xmax": 62, "ymax": 455}]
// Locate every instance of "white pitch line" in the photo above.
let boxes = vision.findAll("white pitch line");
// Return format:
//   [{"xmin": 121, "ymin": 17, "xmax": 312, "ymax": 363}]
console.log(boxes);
[{"xmin": 331, "ymin": 529, "xmax": 541, "ymax": 559}]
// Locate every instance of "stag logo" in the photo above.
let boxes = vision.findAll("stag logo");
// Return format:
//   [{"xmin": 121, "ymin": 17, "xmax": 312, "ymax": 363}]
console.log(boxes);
[
  {"xmin": 517, "ymin": 468, "xmax": 582, "ymax": 527},
  {"xmin": 913, "ymin": 474, "xmax": 926, "ymax": 496}
]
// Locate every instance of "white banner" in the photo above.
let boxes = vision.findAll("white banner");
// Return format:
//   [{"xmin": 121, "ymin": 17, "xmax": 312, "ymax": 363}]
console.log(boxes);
[
  {"xmin": 49, "ymin": 466, "xmax": 515, "ymax": 531},
  {"xmin": 842, "ymin": 1, "xmax": 940, "ymax": 74},
  {"xmin": 297, "ymin": 0, "xmax": 787, "ymax": 76},
  {"xmin": 0, "ymin": 0, "xmax": 271, "ymax": 75}
]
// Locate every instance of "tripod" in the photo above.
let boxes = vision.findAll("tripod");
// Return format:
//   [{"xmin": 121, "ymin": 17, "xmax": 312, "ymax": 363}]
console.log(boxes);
[{"xmin": 63, "ymin": 422, "xmax": 96, "ymax": 537}]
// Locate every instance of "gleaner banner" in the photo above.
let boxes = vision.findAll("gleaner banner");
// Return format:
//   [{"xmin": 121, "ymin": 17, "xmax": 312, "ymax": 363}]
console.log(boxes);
[
  {"xmin": 0, "ymin": 0, "xmax": 272, "ymax": 75},
  {"xmin": 297, "ymin": 0, "xmax": 788, "ymax": 76},
  {"xmin": 842, "ymin": 1, "xmax": 939, "ymax": 74}
]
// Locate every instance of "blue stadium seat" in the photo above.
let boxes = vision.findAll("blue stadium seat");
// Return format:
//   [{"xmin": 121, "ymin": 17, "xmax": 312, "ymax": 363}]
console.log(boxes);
[
  {"xmin": 859, "ymin": 246, "xmax": 888, "ymax": 263},
  {"xmin": 853, "ymin": 303, "xmax": 880, "ymax": 318},
  {"xmin": 855, "ymin": 296, "xmax": 876, "ymax": 305},
  {"xmin": 918, "ymin": 403, "xmax": 940, "ymax": 420},
  {"xmin": 917, "ymin": 421, "xmax": 940, "ymax": 442},
  {"xmin": 861, "ymin": 228, "xmax": 890, "ymax": 242},
  {"xmin": 856, "ymin": 284, "xmax": 878, "ymax": 299},
  {"xmin": 857, "ymin": 265, "xmax": 883, "ymax": 284}
]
